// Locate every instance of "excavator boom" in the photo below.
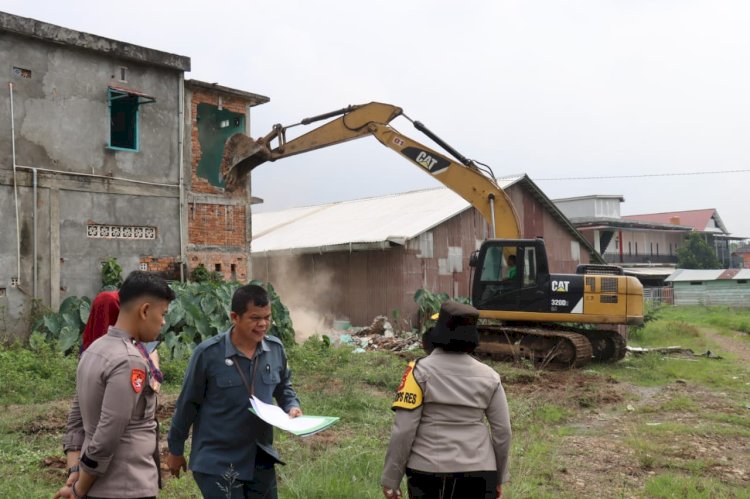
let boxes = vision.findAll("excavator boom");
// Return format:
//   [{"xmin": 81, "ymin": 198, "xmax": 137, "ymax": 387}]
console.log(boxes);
[
  {"xmin": 221, "ymin": 102, "xmax": 520, "ymax": 239},
  {"xmin": 222, "ymin": 101, "xmax": 644, "ymax": 367}
]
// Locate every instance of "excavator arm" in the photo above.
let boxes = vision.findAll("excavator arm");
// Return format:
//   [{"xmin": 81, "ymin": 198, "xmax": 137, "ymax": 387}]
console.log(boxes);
[{"xmin": 221, "ymin": 102, "xmax": 520, "ymax": 239}]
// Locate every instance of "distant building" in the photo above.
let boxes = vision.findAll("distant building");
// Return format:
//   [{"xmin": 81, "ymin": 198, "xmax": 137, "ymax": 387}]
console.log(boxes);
[
  {"xmin": 553, "ymin": 195, "xmax": 691, "ymax": 267},
  {"xmin": 623, "ymin": 209, "xmax": 738, "ymax": 268},
  {"xmin": 665, "ymin": 269, "xmax": 750, "ymax": 307},
  {"xmin": 251, "ymin": 175, "xmax": 600, "ymax": 326},
  {"xmin": 0, "ymin": 11, "xmax": 265, "ymax": 339},
  {"xmin": 733, "ymin": 244, "xmax": 750, "ymax": 269}
]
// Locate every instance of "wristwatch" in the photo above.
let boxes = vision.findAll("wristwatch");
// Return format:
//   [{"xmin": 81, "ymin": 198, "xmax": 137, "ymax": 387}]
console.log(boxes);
[{"xmin": 67, "ymin": 465, "xmax": 79, "ymax": 475}]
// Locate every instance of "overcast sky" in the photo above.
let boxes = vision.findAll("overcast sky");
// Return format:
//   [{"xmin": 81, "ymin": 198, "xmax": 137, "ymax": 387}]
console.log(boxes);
[{"xmin": 5, "ymin": 1, "xmax": 750, "ymax": 238}]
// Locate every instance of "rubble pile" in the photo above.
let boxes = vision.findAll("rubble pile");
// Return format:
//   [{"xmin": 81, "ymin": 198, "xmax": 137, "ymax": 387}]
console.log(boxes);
[{"xmin": 338, "ymin": 315, "xmax": 422, "ymax": 353}]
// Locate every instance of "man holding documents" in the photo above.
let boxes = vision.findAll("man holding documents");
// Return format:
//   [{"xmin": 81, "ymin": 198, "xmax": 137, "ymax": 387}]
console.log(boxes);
[{"xmin": 167, "ymin": 284, "xmax": 301, "ymax": 499}]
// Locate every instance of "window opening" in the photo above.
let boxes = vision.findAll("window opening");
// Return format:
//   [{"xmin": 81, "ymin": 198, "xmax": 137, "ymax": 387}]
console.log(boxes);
[
  {"xmin": 119, "ymin": 66, "xmax": 127, "ymax": 82},
  {"xmin": 215, "ymin": 263, "xmax": 222, "ymax": 272},
  {"xmin": 108, "ymin": 87, "xmax": 155, "ymax": 151},
  {"xmin": 523, "ymin": 247, "xmax": 536, "ymax": 287},
  {"xmin": 13, "ymin": 66, "xmax": 32, "ymax": 79}
]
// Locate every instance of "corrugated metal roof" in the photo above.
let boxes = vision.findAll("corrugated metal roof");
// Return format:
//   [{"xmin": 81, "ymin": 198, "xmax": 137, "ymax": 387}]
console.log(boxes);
[
  {"xmin": 623, "ymin": 267, "xmax": 677, "ymax": 278},
  {"xmin": 251, "ymin": 188, "xmax": 471, "ymax": 253},
  {"xmin": 251, "ymin": 178, "xmax": 524, "ymax": 254},
  {"xmin": 665, "ymin": 269, "xmax": 741, "ymax": 282}
]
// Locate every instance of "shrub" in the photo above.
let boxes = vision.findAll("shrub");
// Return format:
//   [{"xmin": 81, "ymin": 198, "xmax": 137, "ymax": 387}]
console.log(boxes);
[{"xmin": 101, "ymin": 257, "xmax": 123, "ymax": 289}]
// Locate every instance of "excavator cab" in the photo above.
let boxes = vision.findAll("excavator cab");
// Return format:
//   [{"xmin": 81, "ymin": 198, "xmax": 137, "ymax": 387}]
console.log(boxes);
[{"xmin": 471, "ymin": 239, "xmax": 551, "ymax": 312}]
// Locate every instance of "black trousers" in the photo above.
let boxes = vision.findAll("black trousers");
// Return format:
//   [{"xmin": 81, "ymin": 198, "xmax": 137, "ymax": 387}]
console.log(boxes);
[{"xmin": 406, "ymin": 468, "xmax": 497, "ymax": 499}]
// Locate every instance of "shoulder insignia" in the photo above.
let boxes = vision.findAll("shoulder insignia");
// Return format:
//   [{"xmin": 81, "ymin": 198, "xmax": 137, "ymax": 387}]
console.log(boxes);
[
  {"xmin": 392, "ymin": 360, "xmax": 423, "ymax": 411},
  {"xmin": 131, "ymin": 369, "xmax": 146, "ymax": 393}
]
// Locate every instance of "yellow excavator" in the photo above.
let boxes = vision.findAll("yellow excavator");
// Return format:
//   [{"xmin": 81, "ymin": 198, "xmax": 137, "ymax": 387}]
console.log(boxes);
[{"xmin": 222, "ymin": 102, "xmax": 644, "ymax": 367}]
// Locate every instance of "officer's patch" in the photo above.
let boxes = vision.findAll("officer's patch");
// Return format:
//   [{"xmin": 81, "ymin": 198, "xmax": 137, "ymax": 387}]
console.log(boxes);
[
  {"xmin": 392, "ymin": 360, "xmax": 423, "ymax": 411},
  {"xmin": 131, "ymin": 369, "xmax": 146, "ymax": 393}
]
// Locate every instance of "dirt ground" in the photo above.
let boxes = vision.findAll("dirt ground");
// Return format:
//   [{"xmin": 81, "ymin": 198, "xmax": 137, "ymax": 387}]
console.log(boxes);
[
  {"xmin": 37, "ymin": 331, "xmax": 750, "ymax": 497},
  {"xmin": 500, "ymin": 328, "xmax": 750, "ymax": 498}
]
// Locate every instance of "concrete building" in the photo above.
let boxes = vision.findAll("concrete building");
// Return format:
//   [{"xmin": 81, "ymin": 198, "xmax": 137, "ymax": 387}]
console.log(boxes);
[
  {"xmin": 0, "ymin": 12, "xmax": 265, "ymax": 339},
  {"xmin": 553, "ymin": 195, "xmax": 692, "ymax": 266},
  {"xmin": 665, "ymin": 269, "xmax": 750, "ymax": 307},
  {"xmin": 251, "ymin": 175, "xmax": 601, "ymax": 327},
  {"xmin": 622, "ymin": 209, "xmax": 739, "ymax": 268}
]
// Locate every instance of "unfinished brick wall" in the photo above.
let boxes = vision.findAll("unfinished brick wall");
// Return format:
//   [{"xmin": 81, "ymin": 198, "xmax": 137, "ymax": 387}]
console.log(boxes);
[
  {"xmin": 139, "ymin": 256, "xmax": 181, "ymax": 280},
  {"xmin": 188, "ymin": 203, "xmax": 246, "ymax": 248},
  {"xmin": 190, "ymin": 87, "xmax": 250, "ymax": 196},
  {"xmin": 188, "ymin": 251, "xmax": 248, "ymax": 282}
]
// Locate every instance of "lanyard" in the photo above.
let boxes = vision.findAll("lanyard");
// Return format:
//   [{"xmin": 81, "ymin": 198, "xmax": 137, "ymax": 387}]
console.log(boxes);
[
  {"xmin": 132, "ymin": 340, "xmax": 164, "ymax": 383},
  {"xmin": 232, "ymin": 355, "xmax": 259, "ymax": 398}
]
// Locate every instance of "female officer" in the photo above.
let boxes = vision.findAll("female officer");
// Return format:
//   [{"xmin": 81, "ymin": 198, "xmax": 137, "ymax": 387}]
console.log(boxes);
[{"xmin": 381, "ymin": 301, "xmax": 512, "ymax": 499}]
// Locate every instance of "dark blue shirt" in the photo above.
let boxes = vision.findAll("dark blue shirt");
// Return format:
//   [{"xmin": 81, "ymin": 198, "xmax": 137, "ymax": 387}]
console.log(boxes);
[{"xmin": 167, "ymin": 329, "xmax": 300, "ymax": 480}]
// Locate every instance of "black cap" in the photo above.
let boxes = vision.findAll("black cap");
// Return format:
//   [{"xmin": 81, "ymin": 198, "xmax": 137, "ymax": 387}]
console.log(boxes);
[{"xmin": 431, "ymin": 301, "xmax": 480, "ymax": 352}]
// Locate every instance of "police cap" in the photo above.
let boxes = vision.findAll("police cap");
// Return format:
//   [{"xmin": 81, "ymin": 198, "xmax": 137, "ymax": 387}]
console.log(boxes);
[{"xmin": 430, "ymin": 301, "xmax": 480, "ymax": 352}]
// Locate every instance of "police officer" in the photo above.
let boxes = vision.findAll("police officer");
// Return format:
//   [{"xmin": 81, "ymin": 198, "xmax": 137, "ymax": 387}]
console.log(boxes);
[
  {"xmin": 381, "ymin": 301, "xmax": 512, "ymax": 499},
  {"xmin": 167, "ymin": 284, "xmax": 301, "ymax": 499},
  {"xmin": 56, "ymin": 271, "xmax": 175, "ymax": 499}
]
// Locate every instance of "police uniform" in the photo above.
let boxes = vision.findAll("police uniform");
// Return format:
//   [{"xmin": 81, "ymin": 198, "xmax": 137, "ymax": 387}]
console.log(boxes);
[
  {"xmin": 63, "ymin": 326, "xmax": 159, "ymax": 498},
  {"xmin": 167, "ymin": 328, "xmax": 300, "ymax": 499},
  {"xmin": 381, "ymin": 302, "xmax": 512, "ymax": 498}
]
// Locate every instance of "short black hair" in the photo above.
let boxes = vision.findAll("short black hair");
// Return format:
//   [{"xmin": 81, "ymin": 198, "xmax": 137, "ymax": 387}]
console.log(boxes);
[
  {"xmin": 118, "ymin": 271, "xmax": 175, "ymax": 306},
  {"xmin": 434, "ymin": 336, "xmax": 478, "ymax": 353},
  {"xmin": 231, "ymin": 284, "xmax": 270, "ymax": 315}
]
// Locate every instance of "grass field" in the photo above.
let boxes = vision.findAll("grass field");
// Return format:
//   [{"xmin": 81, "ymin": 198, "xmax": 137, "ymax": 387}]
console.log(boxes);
[{"xmin": 1, "ymin": 305, "xmax": 750, "ymax": 498}]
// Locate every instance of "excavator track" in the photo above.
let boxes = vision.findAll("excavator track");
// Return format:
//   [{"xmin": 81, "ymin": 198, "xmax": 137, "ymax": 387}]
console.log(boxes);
[
  {"xmin": 579, "ymin": 328, "xmax": 627, "ymax": 363},
  {"xmin": 476, "ymin": 325, "xmax": 594, "ymax": 368}
]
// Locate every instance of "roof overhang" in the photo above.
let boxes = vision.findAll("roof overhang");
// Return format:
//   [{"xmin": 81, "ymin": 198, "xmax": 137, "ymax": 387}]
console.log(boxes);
[
  {"xmin": 186, "ymin": 79, "xmax": 270, "ymax": 106},
  {"xmin": 0, "ymin": 11, "xmax": 190, "ymax": 71},
  {"xmin": 108, "ymin": 85, "xmax": 155, "ymax": 106}
]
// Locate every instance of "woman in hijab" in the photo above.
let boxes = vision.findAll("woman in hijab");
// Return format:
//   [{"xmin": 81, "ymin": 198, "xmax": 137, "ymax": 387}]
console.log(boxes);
[
  {"xmin": 381, "ymin": 301, "xmax": 512, "ymax": 499},
  {"xmin": 80, "ymin": 290, "xmax": 161, "ymax": 391},
  {"xmin": 81, "ymin": 291, "xmax": 120, "ymax": 352}
]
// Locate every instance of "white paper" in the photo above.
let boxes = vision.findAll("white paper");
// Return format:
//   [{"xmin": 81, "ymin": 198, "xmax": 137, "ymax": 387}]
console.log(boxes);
[{"xmin": 250, "ymin": 396, "xmax": 338, "ymax": 436}]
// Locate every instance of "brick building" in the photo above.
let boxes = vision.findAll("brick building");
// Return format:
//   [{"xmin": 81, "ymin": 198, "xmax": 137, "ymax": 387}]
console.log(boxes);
[{"xmin": 184, "ymin": 80, "xmax": 268, "ymax": 281}]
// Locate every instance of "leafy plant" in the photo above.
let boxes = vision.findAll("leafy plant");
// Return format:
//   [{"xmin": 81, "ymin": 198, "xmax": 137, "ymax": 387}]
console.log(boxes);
[
  {"xmin": 30, "ymin": 295, "xmax": 91, "ymax": 354},
  {"xmin": 101, "ymin": 257, "xmax": 123, "ymax": 289},
  {"xmin": 414, "ymin": 288, "xmax": 471, "ymax": 333},
  {"xmin": 676, "ymin": 232, "xmax": 722, "ymax": 269},
  {"xmin": 161, "ymin": 280, "xmax": 295, "ymax": 360},
  {"xmin": 190, "ymin": 264, "xmax": 224, "ymax": 283},
  {"xmin": 28, "ymin": 280, "xmax": 295, "ymax": 360}
]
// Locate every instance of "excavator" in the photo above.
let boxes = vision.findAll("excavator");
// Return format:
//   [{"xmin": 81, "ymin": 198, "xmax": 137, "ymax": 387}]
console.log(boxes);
[{"xmin": 221, "ymin": 102, "xmax": 644, "ymax": 367}]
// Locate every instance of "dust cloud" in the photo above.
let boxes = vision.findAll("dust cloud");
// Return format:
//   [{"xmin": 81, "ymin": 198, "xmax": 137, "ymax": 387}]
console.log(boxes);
[{"xmin": 255, "ymin": 254, "xmax": 341, "ymax": 343}]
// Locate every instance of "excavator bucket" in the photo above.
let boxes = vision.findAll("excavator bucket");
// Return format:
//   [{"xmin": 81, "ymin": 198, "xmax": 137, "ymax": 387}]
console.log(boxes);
[{"xmin": 221, "ymin": 133, "xmax": 271, "ymax": 191}]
